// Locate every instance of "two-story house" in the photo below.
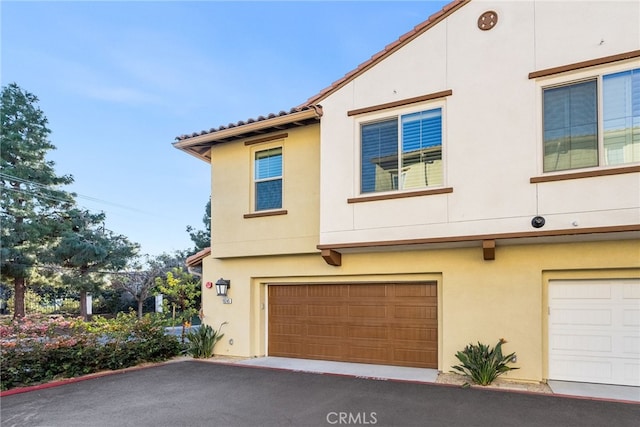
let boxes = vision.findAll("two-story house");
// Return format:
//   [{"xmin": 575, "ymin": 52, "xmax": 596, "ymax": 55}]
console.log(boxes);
[{"xmin": 175, "ymin": 0, "xmax": 640, "ymax": 387}]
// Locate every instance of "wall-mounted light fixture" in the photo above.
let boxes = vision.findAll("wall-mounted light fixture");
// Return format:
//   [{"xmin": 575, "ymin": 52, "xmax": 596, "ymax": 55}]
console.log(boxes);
[{"xmin": 215, "ymin": 278, "xmax": 231, "ymax": 297}]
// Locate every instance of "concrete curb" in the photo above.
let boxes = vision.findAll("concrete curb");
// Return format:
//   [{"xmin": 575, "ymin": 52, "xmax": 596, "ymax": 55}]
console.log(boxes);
[{"xmin": 0, "ymin": 357, "xmax": 189, "ymax": 397}]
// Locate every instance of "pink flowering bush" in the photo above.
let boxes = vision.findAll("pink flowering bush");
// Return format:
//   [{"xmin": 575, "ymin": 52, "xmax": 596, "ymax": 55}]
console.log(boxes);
[{"xmin": 0, "ymin": 313, "xmax": 180, "ymax": 390}]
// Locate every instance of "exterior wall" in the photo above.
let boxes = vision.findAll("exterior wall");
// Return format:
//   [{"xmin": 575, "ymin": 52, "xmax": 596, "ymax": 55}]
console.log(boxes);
[
  {"xmin": 318, "ymin": 0, "xmax": 640, "ymax": 246},
  {"xmin": 201, "ymin": 239, "xmax": 639, "ymax": 382},
  {"xmin": 191, "ymin": 0, "xmax": 640, "ymax": 385},
  {"xmin": 210, "ymin": 124, "xmax": 320, "ymax": 258}
]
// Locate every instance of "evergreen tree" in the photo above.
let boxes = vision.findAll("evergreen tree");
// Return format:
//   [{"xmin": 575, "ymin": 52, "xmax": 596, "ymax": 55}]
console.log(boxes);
[
  {"xmin": 0, "ymin": 83, "xmax": 74, "ymax": 318},
  {"xmin": 51, "ymin": 209, "xmax": 139, "ymax": 320},
  {"xmin": 186, "ymin": 198, "xmax": 210, "ymax": 254}
]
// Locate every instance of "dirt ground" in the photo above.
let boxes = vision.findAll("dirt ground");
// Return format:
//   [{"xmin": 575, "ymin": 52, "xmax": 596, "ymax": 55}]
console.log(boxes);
[{"xmin": 436, "ymin": 372, "xmax": 553, "ymax": 394}]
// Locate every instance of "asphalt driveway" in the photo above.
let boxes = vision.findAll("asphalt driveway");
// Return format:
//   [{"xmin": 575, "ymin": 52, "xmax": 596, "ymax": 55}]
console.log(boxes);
[{"xmin": 1, "ymin": 360, "xmax": 638, "ymax": 427}]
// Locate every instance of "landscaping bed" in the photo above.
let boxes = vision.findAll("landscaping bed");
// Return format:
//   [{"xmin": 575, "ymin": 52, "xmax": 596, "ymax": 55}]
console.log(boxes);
[{"xmin": 0, "ymin": 313, "xmax": 181, "ymax": 391}]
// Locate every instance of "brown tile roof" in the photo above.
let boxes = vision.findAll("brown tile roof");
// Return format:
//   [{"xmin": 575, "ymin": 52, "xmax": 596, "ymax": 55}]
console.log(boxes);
[
  {"xmin": 186, "ymin": 246, "xmax": 211, "ymax": 267},
  {"xmin": 298, "ymin": 0, "xmax": 470, "ymax": 107},
  {"xmin": 174, "ymin": 105, "xmax": 321, "ymax": 142}
]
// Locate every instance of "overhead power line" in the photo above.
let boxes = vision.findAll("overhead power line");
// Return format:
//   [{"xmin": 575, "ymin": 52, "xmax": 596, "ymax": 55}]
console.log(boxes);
[{"xmin": 0, "ymin": 171, "xmax": 158, "ymax": 217}]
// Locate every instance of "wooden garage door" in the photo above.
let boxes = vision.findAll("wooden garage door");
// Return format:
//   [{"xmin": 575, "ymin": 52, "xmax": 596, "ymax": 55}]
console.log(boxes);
[{"xmin": 268, "ymin": 283, "xmax": 437, "ymax": 368}]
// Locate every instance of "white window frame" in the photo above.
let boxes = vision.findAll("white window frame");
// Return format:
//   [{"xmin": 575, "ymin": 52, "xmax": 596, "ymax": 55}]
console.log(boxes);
[
  {"xmin": 537, "ymin": 62, "xmax": 640, "ymax": 174},
  {"xmin": 251, "ymin": 144, "xmax": 284, "ymax": 212},
  {"xmin": 355, "ymin": 101, "xmax": 447, "ymax": 196}
]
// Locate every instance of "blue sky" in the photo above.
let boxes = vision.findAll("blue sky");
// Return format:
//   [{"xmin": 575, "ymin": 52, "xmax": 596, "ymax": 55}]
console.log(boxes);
[{"xmin": 1, "ymin": 0, "xmax": 448, "ymax": 256}]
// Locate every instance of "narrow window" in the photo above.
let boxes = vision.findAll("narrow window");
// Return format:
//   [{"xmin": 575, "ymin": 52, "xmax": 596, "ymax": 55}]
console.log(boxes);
[
  {"xmin": 603, "ymin": 69, "xmax": 640, "ymax": 165},
  {"xmin": 254, "ymin": 147, "xmax": 282, "ymax": 211}
]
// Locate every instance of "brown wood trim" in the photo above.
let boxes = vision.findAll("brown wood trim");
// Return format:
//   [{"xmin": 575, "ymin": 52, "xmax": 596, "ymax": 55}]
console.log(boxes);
[
  {"xmin": 348, "ymin": 187, "xmax": 453, "ymax": 203},
  {"xmin": 321, "ymin": 249, "xmax": 342, "ymax": 267},
  {"xmin": 528, "ymin": 50, "xmax": 640, "ymax": 79},
  {"xmin": 530, "ymin": 165, "xmax": 640, "ymax": 183},
  {"xmin": 265, "ymin": 280, "xmax": 438, "ymax": 286},
  {"xmin": 317, "ymin": 224, "xmax": 640, "ymax": 251},
  {"xmin": 244, "ymin": 133, "xmax": 288, "ymax": 146},
  {"xmin": 347, "ymin": 90, "xmax": 453, "ymax": 117},
  {"xmin": 243, "ymin": 209, "xmax": 288, "ymax": 219},
  {"xmin": 482, "ymin": 240, "xmax": 495, "ymax": 261}
]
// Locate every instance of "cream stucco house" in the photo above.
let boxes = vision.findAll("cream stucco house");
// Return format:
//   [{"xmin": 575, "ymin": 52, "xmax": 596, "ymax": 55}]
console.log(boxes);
[{"xmin": 175, "ymin": 0, "xmax": 640, "ymax": 387}]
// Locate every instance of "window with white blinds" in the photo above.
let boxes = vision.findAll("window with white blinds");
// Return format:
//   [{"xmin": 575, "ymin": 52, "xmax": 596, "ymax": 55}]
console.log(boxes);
[
  {"xmin": 361, "ymin": 107, "xmax": 443, "ymax": 194},
  {"xmin": 543, "ymin": 68, "xmax": 639, "ymax": 172},
  {"xmin": 254, "ymin": 147, "xmax": 282, "ymax": 211}
]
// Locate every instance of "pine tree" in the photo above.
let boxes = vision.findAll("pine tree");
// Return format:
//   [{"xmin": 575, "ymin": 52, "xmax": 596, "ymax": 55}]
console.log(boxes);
[
  {"xmin": 51, "ymin": 209, "xmax": 139, "ymax": 320},
  {"xmin": 0, "ymin": 83, "xmax": 74, "ymax": 318},
  {"xmin": 186, "ymin": 198, "xmax": 211, "ymax": 254}
]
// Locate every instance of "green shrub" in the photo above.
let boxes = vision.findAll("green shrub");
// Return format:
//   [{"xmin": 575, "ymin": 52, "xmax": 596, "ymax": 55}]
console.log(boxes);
[
  {"xmin": 451, "ymin": 338, "xmax": 519, "ymax": 386},
  {"xmin": 184, "ymin": 322, "xmax": 227, "ymax": 358},
  {"xmin": 0, "ymin": 313, "xmax": 181, "ymax": 391}
]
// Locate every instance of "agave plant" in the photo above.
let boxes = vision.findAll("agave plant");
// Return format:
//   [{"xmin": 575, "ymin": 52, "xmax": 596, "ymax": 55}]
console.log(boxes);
[
  {"xmin": 184, "ymin": 322, "xmax": 227, "ymax": 358},
  {"xmin": 451, "ymin": 338, "xmax": 518, "ymax": 386}
]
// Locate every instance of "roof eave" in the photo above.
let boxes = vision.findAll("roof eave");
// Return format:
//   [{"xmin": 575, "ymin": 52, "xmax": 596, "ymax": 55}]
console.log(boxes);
[
  {"xmin": 173, "ymin": 107, "xmax": 322, "ymax": 162},
  {"xmin": 299, "ymin": 0, "xmax": 470, "ymax": 107}
]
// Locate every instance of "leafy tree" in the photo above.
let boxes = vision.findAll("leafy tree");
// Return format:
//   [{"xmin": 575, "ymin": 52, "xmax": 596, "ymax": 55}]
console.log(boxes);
[
  {"xmin": 50, "ymin": 209, "xmax": 139, "ymax": 320},
  {"xmin": 0, "ymin": 83, "xmax": 74, "ymax": 318},
  {"xmin": 156, "ymin": 267, "xmax": 201, "ymax": 342},
  {"xmin": 112, "ymin": 253, "xmax": 183, "ymax": 319},
  {"xmin": 186, "ymin": 198, "xmax": 210, "ymax": 254}
]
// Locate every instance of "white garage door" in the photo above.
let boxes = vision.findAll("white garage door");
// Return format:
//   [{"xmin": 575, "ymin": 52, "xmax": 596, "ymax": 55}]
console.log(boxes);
[{"xmin": 549, "ymin": 279, "xmax": 640, "ymax": 386}]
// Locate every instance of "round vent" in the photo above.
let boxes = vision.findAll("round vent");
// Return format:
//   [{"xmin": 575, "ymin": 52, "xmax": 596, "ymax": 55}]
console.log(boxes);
[{"xmin": 478, "ymin": 11, "xmax": 498, "ymax": 31}]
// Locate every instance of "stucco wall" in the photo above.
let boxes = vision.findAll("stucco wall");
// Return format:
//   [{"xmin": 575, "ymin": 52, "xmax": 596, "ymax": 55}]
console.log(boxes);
[
  {"xmin": 210, "ymin": 124, "xmax": 320, "ymax": 258},
  {"xmin": 318, "ymin": 0, "xmax": 640, "ymax": 246},
  {"xmin": 201, "ymin": 239, "xmax": 639, "ymax": 382}
]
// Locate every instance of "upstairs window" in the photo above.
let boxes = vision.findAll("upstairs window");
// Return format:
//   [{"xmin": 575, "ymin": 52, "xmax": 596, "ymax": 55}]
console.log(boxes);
[
  {"xmin": 543, "ymin": 68, "xmax": 639, "ymax": 172},
  {"xmin": 254, "ymin": 147, "xmax": 282, "ymax": 211},
  {"xmin": 361, "ymin": 108, "xmax": 443, "ymax": 194}
]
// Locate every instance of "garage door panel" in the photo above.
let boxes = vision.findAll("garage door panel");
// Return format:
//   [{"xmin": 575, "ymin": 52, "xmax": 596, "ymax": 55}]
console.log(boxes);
[
  {"xmin": 393, "ymin": 305, "xmax": 433, "ymax": 320},
  {"xmin": 392, "ymin": 326, "xmax": 437, "ymax": 341},
  {"xmin": 270, "ymin": 322, "xmax": 305, "ymax": 337},
  {"xmin": 551, "ymin": 333, "xmax": 612, "ymax": 352},
  {"xmin": 549, "ymin": 279, "xmax": 640, "ymax": 386},
  {"xmin": 624, "ymin": 308, "xmax": 640, "ymax": 326},
  {"xmin": 307, "ymin": 343, "xmax": 349, "ymax": 359},
  {"xmin": 554, "ymin": 309, "xmax": 612, "ymax": 326},
  {"xmin": 308, "ymin": 304, "xmax": 344, "ymax": 317},
  {"xmin": 270, "ymin": 304, "xmax": 307, "ymax": 317},
  {"xmin": 550, "ymin": 357, "xmax": 613, "ymax": 381},
  {"xmin": 270, "ymin": 341, "xmax": 305, "ymax": 356},
  {"xmin": 625, "ymin": 335, "xmax": 640, "ymax": 353},
  {"xmin": 394, "ymin": 348, "xmax": 436, "ymax": 365},
  {"xmin": 394, "ymin": 284, "xmax": 434, "ymax": 297},
  {"xmin": 307, "ymin": 324, "xmax": 346, "ymax": 338},
  {"xmin": 349, "ymin": 285, "xmax": 388, "ymax": 297},
  {"xmin": 269, "ymin": 283, "xmax": 438, "ymax": 368},
  {"xmin": 347, "ymin": 325, "xmax": 389, "ymax": 340},
  {"xmin": 307, "ymin": 285, "xmax": 347, "ymax": 297},
  {"xmin": 348, "ymin": 305, "xmax": 387, "ymax": 318},
  {"xmin": 550, "ymin": 284, "xmax": 612, "ymax": 299}
]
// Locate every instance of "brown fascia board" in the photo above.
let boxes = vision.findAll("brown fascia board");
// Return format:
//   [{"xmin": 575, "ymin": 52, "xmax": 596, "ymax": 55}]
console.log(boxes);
[
  {"xmin": 316, "ymin": 224, "xmax": 640, "ymax": 252},
  {"xmin": 173, "ymin": 107, "xmax": 322, "ymax": 162},
  {"xmin": 298, "ymin": 0, "xmax": 471, "ymax": 107},
  {"xmin": 186, "ymin": 247, "xmax": 211, "ymax": 267}
]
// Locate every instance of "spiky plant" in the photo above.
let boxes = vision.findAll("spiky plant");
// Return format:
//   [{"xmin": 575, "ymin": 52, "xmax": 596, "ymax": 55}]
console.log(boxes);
[{"xmin": 452, "ymin": 339, "xmax": 518, "ymax": 386}]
